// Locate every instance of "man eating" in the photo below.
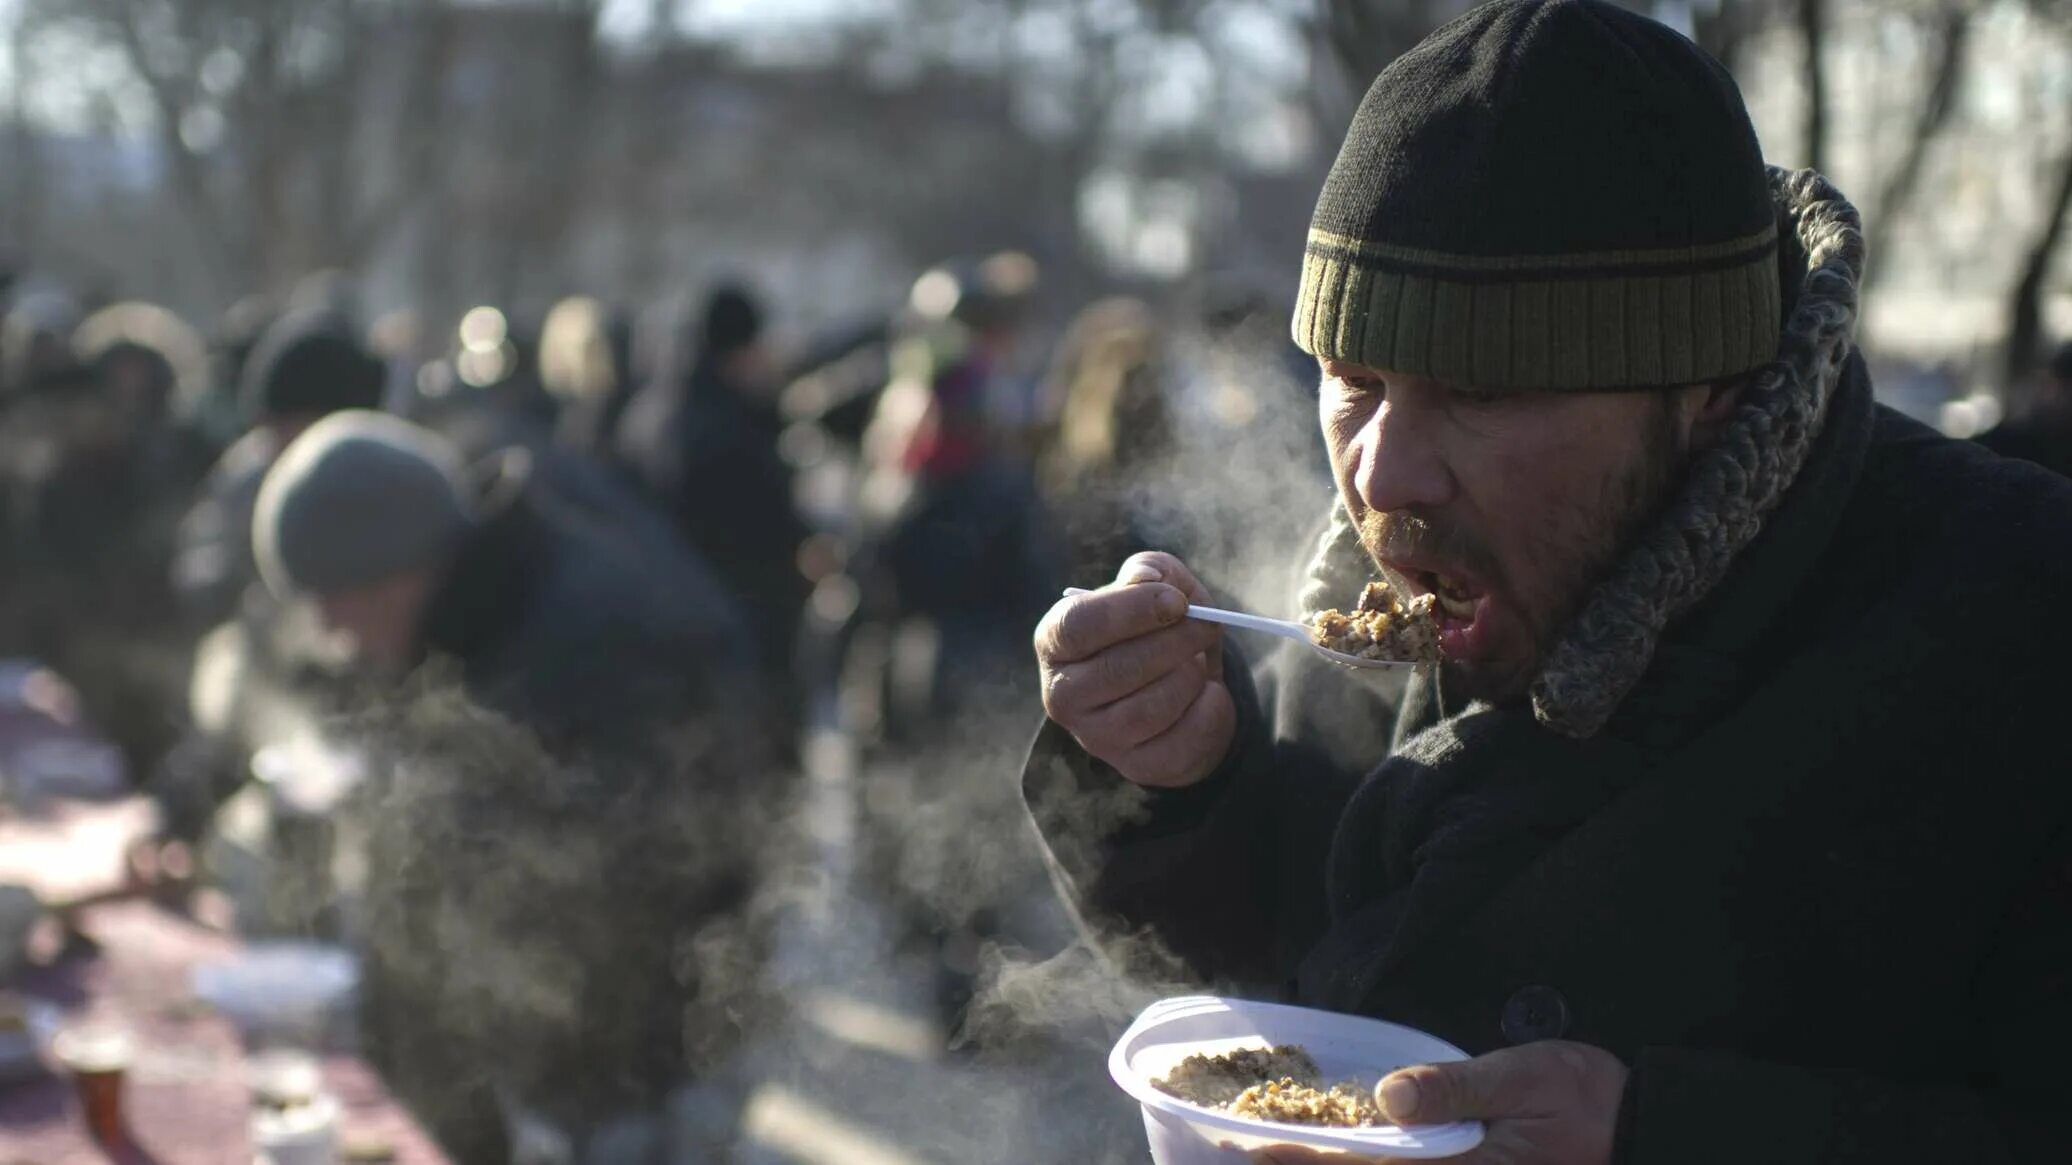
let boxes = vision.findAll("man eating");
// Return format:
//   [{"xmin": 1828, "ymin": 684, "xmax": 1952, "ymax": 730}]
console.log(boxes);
[{"xmin": 1022, "ymin": 2, "xmax": 2072, "ymax": 1162}]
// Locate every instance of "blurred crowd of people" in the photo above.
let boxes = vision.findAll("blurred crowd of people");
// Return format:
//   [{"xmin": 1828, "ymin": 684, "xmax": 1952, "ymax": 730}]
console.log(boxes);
[
  {"xmin": 0, "ymin": 254, "xmax": 1333, "ymax": 1161},
  {"xmin": 7, "ymin": 231, "xmax": 2071, "ymax": 1161}
]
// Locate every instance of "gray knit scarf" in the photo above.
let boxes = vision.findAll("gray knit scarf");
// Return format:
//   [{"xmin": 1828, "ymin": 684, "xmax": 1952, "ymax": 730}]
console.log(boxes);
[{"xmin": 1299, "ymin": 168, "xmax": 1867, "ymax": 739}]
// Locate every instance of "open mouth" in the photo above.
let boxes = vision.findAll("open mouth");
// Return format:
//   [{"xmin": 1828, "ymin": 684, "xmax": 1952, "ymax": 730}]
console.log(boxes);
[{"xmin": 1394, "ymin": 567, "xmax": 1493, "ymax": 658}]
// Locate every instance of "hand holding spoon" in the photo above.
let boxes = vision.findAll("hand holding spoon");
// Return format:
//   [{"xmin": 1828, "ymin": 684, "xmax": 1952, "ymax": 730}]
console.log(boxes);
[{"xmin": 1060, "ymin": 588, "xmax": 1415, "ymax": 670}]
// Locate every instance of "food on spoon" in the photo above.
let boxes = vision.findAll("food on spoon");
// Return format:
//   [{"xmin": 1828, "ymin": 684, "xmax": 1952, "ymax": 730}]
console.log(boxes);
[
  {"xmin": 1309, "ymin": 582, "xmax": 1440, "ymax": 663},
  {"xmin": 1153, "ymin": 1043, "xmax": 1389, "ymax": 1128}
]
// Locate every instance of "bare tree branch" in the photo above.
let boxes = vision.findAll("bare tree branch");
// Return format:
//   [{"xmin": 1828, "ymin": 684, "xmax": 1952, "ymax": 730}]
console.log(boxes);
[
  {"xmin": 337, "ymin": 10, "xmax": 458, "ymax": 268},
  {"xmin": 1798, "ymin": 0, "xmax": 1829, "ymax": 173},
  {"xmin": 89, "ymin": 0, "xmax": 248, "ymax": 293},
  {"xmin": 1864, "ymin": 5, "xmax": 1972, "ymax": 291},
  {"xmin": 2004, "ymin": 135, "xmax": 2072, "ymax": 388}
]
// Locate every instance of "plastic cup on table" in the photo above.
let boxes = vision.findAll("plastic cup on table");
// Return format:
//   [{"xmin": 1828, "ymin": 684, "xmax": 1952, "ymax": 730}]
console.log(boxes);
[
  {"xmin": 51, "ymin": 1023, "xmax": 134, "ymax": 1150},
  {"xmin": 251, "ymin": 1089, "xmax": 339, "ymax": 1165}
]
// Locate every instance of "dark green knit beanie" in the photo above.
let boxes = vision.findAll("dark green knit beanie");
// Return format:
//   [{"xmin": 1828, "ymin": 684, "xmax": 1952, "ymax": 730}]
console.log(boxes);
[{"xmin": 1294, "ymin": 0, "xmax": 1779, "ymax": 390}]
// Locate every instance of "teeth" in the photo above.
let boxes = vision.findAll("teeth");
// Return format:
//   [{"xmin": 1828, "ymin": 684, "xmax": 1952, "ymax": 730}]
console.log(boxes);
[{"xmin": 1437, "ymin": 592, "xmax": 1476, "ymax": 619}]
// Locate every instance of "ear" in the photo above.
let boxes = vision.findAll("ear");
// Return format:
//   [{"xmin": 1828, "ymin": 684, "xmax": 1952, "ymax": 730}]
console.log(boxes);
[{"xmin": 1686, "ymin": 375, "xmax": 1747, "ymax": 449}]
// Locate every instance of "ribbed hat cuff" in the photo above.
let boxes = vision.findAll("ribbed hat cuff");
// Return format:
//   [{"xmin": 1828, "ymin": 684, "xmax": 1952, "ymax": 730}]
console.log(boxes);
[{"xmin": 1292, "ymin": 223, "xmax": 1782, "ymax": 389}]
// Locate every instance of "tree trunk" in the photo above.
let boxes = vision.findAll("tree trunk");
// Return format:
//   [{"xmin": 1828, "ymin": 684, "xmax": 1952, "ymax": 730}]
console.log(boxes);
[
  {"xmin": 1690, "ymin": 0, "xmax": 1752, "ymax": 79},
  {"xmin": 1864, "ymin": 8, "xmax": 1971, "ymax": 291},
  {"xmin": 1321, "ymin": 0, "xmax": 1436, "ymax": 88},
  {"xmin": 5, "ymin": 15, "xmax": 42, "ymax": 256},
  {"xmin": 1798, "ymin": 0, "xmax": 1828, "ymax": 174},
  {"xmin": 2003, "ymin": 139, "xmax": 2072, "ymax": 390},
  {"xmin": 102, "ymin": 2, "xmax": 248, "ymax": 299}
]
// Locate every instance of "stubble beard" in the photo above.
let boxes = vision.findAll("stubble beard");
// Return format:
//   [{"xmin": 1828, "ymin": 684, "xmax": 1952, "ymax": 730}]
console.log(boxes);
[{"xmin": 1360, "ymin": 395, "xmax": 1693, "ymax": 705}]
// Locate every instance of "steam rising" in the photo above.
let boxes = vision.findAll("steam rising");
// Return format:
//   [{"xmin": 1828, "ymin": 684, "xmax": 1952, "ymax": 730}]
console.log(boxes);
[{"xmin": 253, "ymin": 322, "xmax": 1327, "ymax": 1159}]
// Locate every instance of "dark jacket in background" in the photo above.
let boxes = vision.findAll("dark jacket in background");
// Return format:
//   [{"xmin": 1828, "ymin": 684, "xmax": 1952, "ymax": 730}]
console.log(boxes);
[
  {"xmin": 1026, "ymin": 369, "xmax": 2072, "ymax": 1163},
  {"xmin": 357, "ymin": 481, "xmax": 772, "ymax": 1161},
  {"xmin": 618, "ymin": 359, "xmax": 809, "ymax": 681},
  {"xmin": 413, "ymin": 480, "xmax": 757, "ymax": 757},
  {"xmin": 412, "ymin": 387, "xmax": 703, "ymax": 618},
  {"xmin": 172, "ymin": 427, "xmax": 280, "ymax": 626},
  {"xmin": 1, "ymin": 379, "xmax": 200, "ymax": 778},
  {"xmin": 1976, "ymin": 407, "xmax": 2072, "ymax": 480}
]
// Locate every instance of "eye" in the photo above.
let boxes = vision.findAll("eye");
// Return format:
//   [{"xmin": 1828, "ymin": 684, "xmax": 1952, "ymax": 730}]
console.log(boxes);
[
  {"xmin": 1329, "ymin": 371, "xmax": 1387, "ymax": 398},
  {"xmin": 1451, "ymin": 385, "xmax": 1509, "ymax": 408}
]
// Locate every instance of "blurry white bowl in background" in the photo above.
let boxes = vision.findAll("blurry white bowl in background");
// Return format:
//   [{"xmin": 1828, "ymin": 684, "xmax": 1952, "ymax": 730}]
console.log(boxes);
[{"xmin": 193, "ymin": 943, "xmax": 359, "ymax": 1047}]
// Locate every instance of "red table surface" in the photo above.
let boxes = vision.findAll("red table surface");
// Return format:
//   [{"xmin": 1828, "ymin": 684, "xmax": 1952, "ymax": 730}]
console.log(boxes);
[{"xmin": 0, "ymin": 898, "xmax": 451, "ymax": 1165}]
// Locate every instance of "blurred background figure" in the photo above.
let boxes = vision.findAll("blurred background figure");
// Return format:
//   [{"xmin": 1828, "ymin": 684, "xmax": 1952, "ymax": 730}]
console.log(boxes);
[
  {"xmin": 0, "ymin": 294, "xmax": 213, "ymax": 784},
  {"xmin": 858, "ymin": 252, "xmax": 1058, "ymax": 729},
  {"xmin": 173, "ymin": 308, "xmax": 389, "ymax": 628},
  {"xmin": 1978, "ymin": 339, "xmax": 2072, "ymax": 477},
  {"xmin": 1036, "ymin": 297, "xmax": 1180, "ymax": 587},
  {"xmin": 252, "ymin": 410, "xmax": 756, "ymax": 746},
  {"xmin": 835, "ymin": 255, "xmax": 1066, "ymax": 1033},
  {"xmin": 537, "ymin": 295, "xmax": 638, "ymax": 462},
  {"xmin": 252, "ymin": 410, "xmax": 773, "ymax": 1162},
  {"xmin": 619, "ymin": 281, "xmax": 811, "ymax": 724},
  {"xmin": 0, "ymin": 288, "xmax": 87, "ymax": 399}
]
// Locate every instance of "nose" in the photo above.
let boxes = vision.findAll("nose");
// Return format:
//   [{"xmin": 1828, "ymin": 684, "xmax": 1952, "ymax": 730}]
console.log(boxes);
[{"xmin": 1354, "ymin": 386, "xmax": 1455, "ymax": 516}]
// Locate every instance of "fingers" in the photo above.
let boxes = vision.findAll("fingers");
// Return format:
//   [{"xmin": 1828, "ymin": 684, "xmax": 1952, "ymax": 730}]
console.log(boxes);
[
  {"xmin": 1111, "ymin": 676, "xmax": 1235, "ymax": 788},
  {"xmin": 1381, "ymin": 1052, "xmax": 1532, "ymax": 1127},
  {"xmin": 1041, "ymin": 619, "xmax": 1222, "ymax": 720},
  {"xmin": 1036, "ymin": 552, "xmax": 1236, "ymax": 788},
  {"xmin": 1068, "ymin": 651, "xmax": 1207, "ymax": 752},
  {"xmin": 1034, "ymin": 581, "xmax": 1188, "ymax": 666},
  {"xmin": 1381, "ymin": 1042, "xmax": 1609, "ymax": 1125},
  {"xmin": 1116, "ymin": 550, "xmax": 1215, "ymax": 606},
  {"xmin": 1116, "ymin": 555, "xmax": 1221, "ymax": 680}
]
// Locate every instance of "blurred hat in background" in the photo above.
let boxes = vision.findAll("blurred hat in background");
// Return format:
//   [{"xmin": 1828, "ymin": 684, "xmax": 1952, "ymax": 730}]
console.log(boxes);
[
  {"xmin": 1, "ymin": 289, "xmax": 88, "ymax": 398},
  {"xmin": 253, "ymin": 410, "xmax": 477, "ymax": 598},
  {"xmin": 241, "ymin": 309, "xmax": 387, "ymax": 423},
  {"xmin": 700, "ymin": 283, "xmax": 764, "ymax": 361},
  {"xmin": 73, "ymin": 301, "xmax": 210, "ymax": 420}
]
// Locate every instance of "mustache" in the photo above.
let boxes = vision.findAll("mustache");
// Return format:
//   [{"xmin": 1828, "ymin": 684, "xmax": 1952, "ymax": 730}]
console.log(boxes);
[{"xmin": 1361, "ymin": 508, "xmax": 1500, "ymax": 584}]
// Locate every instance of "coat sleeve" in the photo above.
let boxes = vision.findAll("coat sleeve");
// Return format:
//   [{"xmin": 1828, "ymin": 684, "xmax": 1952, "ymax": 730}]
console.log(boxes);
[
  {"xmin": 1616, "ymin": 842, "xmax": 2071, "ymax": 1164},
  {"xmin": 1021, "ymin": 640, "xmax": 1388, "ymax": 990}
]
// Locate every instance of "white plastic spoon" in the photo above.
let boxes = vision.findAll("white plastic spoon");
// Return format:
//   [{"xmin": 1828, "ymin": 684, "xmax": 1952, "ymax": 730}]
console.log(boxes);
[{"xmin": 1060, "ymin": 587, "xmax": 1416, "ymax": 670}]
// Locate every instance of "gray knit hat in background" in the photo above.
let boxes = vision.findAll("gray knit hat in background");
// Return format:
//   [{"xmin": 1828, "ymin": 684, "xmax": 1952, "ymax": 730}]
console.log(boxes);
[{"xmin": 254, "ymin": 409, "xmax": 476, "ymax": 597}]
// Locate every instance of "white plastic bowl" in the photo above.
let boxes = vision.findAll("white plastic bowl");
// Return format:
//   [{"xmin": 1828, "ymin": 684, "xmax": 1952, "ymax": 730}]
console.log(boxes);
[{"xmin": 1109, "ymin": 995, "xmax": 1485, "ymax": 1162}]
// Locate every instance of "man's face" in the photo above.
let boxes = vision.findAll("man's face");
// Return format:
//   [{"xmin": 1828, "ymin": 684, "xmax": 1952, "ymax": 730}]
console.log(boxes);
[
  {"xmin": 1320, "ymin": 360, "xmax": 1704, "ymax": 702},
  {"xmin": 314, "ymin": 570, "xmax": 439, "ymax": 675}
]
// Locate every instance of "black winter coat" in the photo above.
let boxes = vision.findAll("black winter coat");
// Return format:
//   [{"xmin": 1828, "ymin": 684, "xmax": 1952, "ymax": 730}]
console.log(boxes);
[
  {"xmin": 616, "ymin": 361, "xmax": 809, "ymax": 680},
  {"xmin": 359, "ymin": 484, "xmax": 774, "ymax": 1156},
  {"xmin": 414, "ymin": 481, "xmax": 758, "ymax": 762},
  {"xmin": 1025, "ymin": 366, "xmax": 2072, "ymax": 1163}
]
